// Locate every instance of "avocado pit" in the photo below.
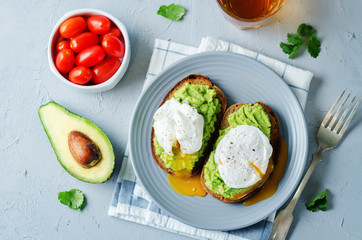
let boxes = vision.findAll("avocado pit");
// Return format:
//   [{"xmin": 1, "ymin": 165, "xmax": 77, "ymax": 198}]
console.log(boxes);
[{"xmin": 68, "ymin": 131, "xmax": 101, "ymax": 168}]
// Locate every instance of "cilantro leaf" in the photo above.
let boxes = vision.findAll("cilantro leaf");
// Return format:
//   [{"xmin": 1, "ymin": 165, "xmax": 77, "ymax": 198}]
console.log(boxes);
[
  {"xmin": 58, "ymin": 191, "xmax": 71, "ymax": 206},
  {"xmin": 157, "ymin": 4, "xmax": 186, "ymax": 21},
  {"xmin": 58, "ymin": 189, "xmax": 85, "ymax": 210},
  {"xmin": 280, "ymin": 42, "xmax": 294, "ymax": 54},
  {"xmin": 289, "ymin": 45, "xmax": 301, "ymax": 59},
  {"xmin": 287, "ymin": 33, "xmax": 303, "ymax": 45},
  {"xmin": 308, "ymin": 35, "xmax": 321, "ymax": 58},
  {"xmin": 280, "ymin": 23, "xmax": 321, "ymax": 59},
  {"xmin": 306, "ymin": 189, "xmax": 328, "ymax": 212},
  {"xmin": 297, "ymin": 23, "xmax": 315, "ymax": 37},
  {"xmin": 280, "ymin": 43, "xmax": 301, "ymax": 59}
]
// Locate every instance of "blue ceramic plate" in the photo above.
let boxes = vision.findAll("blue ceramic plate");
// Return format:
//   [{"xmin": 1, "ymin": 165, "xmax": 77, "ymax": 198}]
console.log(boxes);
[{"xmin": 129, "ymin": 52, "xmax": 308, "ymax": 230}]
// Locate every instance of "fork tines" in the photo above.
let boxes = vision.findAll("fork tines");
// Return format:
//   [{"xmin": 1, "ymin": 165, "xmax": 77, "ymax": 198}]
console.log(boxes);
[{"xmin": 321, "ymin": 89, "xmax": 361, "ymax": 135}]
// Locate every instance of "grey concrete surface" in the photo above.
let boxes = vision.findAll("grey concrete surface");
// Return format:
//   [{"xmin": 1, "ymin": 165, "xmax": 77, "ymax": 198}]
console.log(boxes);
[{"xmin": 1, "ymin": 0, "xmax": 362, "ymax": 239}]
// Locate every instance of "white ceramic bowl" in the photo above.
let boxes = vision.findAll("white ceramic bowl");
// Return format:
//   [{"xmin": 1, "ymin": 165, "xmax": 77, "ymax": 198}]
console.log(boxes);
[{"xmin": 48, "ymin": 9, "xmax": 131, "ymax": 93}]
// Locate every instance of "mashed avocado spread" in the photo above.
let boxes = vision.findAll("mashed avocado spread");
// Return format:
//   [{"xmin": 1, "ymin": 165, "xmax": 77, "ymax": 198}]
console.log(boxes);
[
  {"xmin": 203, "ymin": 104, "xmax": 271, "ymax": 199},
  {"xmin": 153, "ymin": 83, "xmax": 221, "ymax": 172}
]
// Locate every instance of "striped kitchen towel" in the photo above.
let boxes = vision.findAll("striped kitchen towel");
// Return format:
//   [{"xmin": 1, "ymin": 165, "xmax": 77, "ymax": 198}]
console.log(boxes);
[{"xmin": 108, "ymin": 37, "xmax": 313, "ymax": 240}]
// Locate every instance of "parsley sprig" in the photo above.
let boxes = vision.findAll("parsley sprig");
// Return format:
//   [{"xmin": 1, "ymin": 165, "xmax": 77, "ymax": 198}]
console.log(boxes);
[
  {"xmin": 58, "ymin": 189, "xmax": 86, "ymax": 211},
  {"xmin": 306, "ymin": 189, "xmax": 328, "ymax": 212},
  {"xmin": 280, "ymin": 23, "xmax": 321, "ymax": 59}
]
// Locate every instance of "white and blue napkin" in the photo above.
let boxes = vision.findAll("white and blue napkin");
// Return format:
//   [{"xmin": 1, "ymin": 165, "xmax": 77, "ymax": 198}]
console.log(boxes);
[{"xmin": 108, "ymin": 37, "xmax": 313, "ymax": 240}]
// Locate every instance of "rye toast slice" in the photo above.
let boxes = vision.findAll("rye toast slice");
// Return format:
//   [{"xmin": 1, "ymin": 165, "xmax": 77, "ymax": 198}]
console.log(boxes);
[
  {"xmin": 201, "ymin": 102, "xmax": 280, "ymax": 203},
  {"xmin": 151, "ymin": 74, "xmax": 227, "ymax": 176}
]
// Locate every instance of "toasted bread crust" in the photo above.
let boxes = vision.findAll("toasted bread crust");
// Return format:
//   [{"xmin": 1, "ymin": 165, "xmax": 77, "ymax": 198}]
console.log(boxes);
[
  {"xmin": 151, "ymin": 74, "xmax": 227, "ymax": 176},
  {"xmin": 201, "ymin": 102, "xmax": 280, "ymax": 203}
]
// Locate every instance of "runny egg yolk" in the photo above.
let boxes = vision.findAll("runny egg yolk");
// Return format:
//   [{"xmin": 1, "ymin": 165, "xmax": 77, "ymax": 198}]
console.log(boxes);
[
  {"xmin": 249, "ymin": 162, "xmax": 263, "ymax": 178},
  {"xmin": 243, "ymin": 137, "xmax": 288, "ymax": 206},
  {"xmin": 170, "ymin": 141, "xmax": 198, "ymax": 171},
  {"xmin": 167, "ymin": 138, "xmax": 288, "ymax": 201},
  {"xmin": 168, "ymin": 173, "xmax": 206, "ymax": 197},
  {"xmin": 167, "ymin": 141, "xmax": 206, "ymax": 197}
]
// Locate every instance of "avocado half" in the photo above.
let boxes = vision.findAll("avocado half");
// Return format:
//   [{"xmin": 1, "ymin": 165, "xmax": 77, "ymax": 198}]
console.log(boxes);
[{"xmin": 38, "ymin": 102, "xmax": 115, "ymax": 183}]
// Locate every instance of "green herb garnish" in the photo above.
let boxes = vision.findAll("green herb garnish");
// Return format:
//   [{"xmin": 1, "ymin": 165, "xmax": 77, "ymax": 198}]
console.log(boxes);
[
  {"xmin": 306, "ymin": 189, "xmax": 328, "ymax": 212},
  {"xmin": 58, "ymin": 189, "xmax": 86, "ymax": 210},
  {"xmin": 157, "ymin": 4, "xmax": 186, "ymax": 21},
  {"xmin": 280, "ymin": 23, "xmax": 321, "ymax": 59}
]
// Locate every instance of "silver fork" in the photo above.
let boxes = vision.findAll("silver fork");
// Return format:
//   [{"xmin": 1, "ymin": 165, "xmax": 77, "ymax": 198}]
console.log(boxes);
[{"xmin": 269, "ymin": 89, "xmax": 361, "ymax": 240}]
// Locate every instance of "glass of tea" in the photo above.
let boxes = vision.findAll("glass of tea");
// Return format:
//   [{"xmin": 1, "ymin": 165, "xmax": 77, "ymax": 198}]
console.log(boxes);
[{"xmin": 216, "ymin": 0, "xmax": 286, "ymax": 30}]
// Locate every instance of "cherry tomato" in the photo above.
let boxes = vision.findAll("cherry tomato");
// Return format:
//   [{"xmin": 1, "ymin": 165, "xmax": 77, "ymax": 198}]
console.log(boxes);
[
  {"xmin": 70, "ymin": 32, "xmax": 99, "ymax": 53},
  {"xmin": 87, "ymin": 15, "xmax": 111, "ymax": 34},
  {"xmin": 102, "ymin": 35, "xmax": 125, "ymax": 58},
  {"xmin": 75, "ymin": 45, "xmax": 105, "ymax": 67},
  {"xmin": 69, "ymin": 66, "xmax": 93, "ymax": 85},
  {"xmin": 99, "ymin": 27, "xmax": 122, "ymax": 42},
  {"xmin": 92, "ymin": 58, "xmax": 121, "ymax": 84},
  {"xmin": 59, "ymin": 16, "xmax": 86, "ymax": 38},
  {"xmin": 55, "ymin": 49, "xmax": 75, "ymax": 73},
  {"xmin": 56, "ymin": 40, "xmax": 70, "ymax": 52}
]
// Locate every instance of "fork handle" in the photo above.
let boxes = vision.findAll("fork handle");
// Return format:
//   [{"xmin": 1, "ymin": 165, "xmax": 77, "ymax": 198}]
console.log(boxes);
[
  {"xmin": 269, "ymin": 146, "xmax": 324, "ymax": 240},
  {"xmin": 285, "ymin": 146, "xmax": 323, "ymax": 212}
]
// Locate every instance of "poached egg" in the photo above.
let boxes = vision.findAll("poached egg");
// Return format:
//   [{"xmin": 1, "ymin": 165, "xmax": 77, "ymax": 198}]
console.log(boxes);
[
  {"xmin": 153, "ymin": 98, "xmax": 204, "ymax": 155},
  {"xmin": 214, "ymin": 125, "xmax": 272, "ymax": 189}
]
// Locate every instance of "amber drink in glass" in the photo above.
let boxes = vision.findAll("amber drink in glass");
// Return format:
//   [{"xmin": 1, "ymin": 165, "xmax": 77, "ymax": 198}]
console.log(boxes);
[{"xmin": 216, "ymin": 0, "xmax": 286, "ymax": 30}]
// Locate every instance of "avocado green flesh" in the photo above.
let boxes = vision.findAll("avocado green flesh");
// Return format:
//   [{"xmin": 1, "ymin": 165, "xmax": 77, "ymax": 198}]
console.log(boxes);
[
  {"xmin": 38, "ymin": 102, "xmax": 115, "ymax": 183},
  {"xmin": 204, "ymin": 104, "xmax": 271, "ymax": 198},
  {"xmin": 153, "ymin": 83, "xmax": 221, "ymax": 172}
]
